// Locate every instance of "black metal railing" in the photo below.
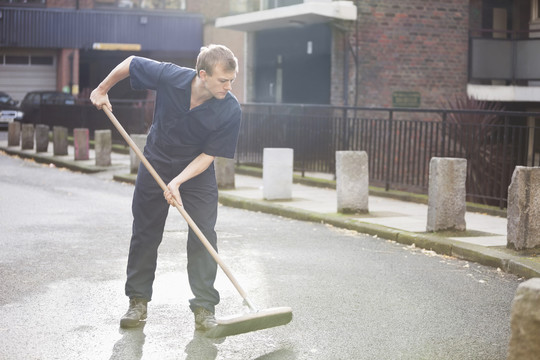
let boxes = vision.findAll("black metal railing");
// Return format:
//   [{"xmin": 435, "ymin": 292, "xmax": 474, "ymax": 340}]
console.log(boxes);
[
  {"xmin": 32, "ymin": 100, "xmax": 540, "ymax": 208},
  {"xmin": 237, "ymin": 103, "xmax": 540, "ymax": 209},
  {"xmin": 33, "ymin": 99, "xmax": 150, "ymax": 142}
]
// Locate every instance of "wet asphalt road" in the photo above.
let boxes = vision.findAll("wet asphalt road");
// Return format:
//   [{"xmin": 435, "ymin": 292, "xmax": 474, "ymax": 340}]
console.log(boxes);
[{"xmin": 0, "ymin": 151, "xmax": 523, "ymax": 360}]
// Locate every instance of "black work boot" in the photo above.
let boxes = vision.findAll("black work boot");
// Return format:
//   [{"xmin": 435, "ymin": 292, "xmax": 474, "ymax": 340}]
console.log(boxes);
[
  {"xmin": 194, "ymin": 307, "xmax": 217, "ymax": 331},
  {"xmin": 120, "ymin": 298, "xmax": 148, "ymax": 328}
]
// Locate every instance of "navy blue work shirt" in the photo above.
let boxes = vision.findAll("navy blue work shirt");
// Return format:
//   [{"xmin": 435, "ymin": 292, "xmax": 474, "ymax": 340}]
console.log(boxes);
[{"xmin": 129, "ymin": 56, "xmax": 242, "ymax": 164}]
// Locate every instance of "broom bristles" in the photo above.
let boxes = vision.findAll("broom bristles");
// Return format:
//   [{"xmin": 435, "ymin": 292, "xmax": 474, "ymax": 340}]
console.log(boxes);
[{"xmin": 204, "ymin": 307, "xmax": 293, "ymax": 338}]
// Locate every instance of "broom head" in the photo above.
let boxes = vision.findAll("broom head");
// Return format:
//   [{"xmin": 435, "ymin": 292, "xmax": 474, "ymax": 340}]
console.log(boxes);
[{"xmin": 204, "ymin": 307, "xmax": 293, "ymax": 338}]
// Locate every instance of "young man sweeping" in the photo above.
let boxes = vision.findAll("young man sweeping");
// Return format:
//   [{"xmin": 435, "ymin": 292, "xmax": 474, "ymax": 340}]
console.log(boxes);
[{"xmin": 90, "ymin": 45, "xmax": 241, "ymax": 331}]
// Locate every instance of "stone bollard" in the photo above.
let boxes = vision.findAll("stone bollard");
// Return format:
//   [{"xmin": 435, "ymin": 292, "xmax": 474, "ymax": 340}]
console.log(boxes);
[
  {"xmin": 263, "ymin": 148, "xmax": 293, "ymax": 200},
  {"xmin": 426, "ymin": 157, "xmax": 467, "ymax": 232},
  {"xmin": 53, "ymin": 126, "xmax": 68, "ymax": 156},
  {"xmin": 507, "ymin": 278, "xmax": 540, "ymax": 360},
  {"xmin": 73, "ymin": 128, "xmax": 89, "ymax": 161},
  {"xmin": 130, "ymin": 134, "xmax": 147, "ymax": 174},
  {"xmin": 94, "ymin": 129, "xmax": 112, "ymax": 167},
  {"xmin": 7, "ymin": 121, "xmax": 20, "ymax": 147},
  {"xmin": 215, "ymin": 157, "xmax": 236, "ymax": 190},
  {"xmin": 21, "ymin": 124, "xmax": 34, "ymax": 150},
  {"xmin": 35, "ymin": 124, "xmax": 49, "ymax": 153},
  {"xmin": 336, "ymin": 151, "xmax": 369, "ymax": 214},
  {"xmin": 507, "ymin": 166, "xmax": 540, "ymax": 250}
]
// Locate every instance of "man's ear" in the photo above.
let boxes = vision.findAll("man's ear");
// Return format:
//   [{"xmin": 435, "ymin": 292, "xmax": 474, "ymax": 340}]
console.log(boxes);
[{"xmin": 199, "ymin": 69, "xmax": 207, "ymax": 80}]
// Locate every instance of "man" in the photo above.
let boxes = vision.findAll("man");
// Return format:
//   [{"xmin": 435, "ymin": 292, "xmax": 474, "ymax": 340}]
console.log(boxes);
[{"xmin": 90, "ymin": 45, "xmax": 241, "ymax": 331}]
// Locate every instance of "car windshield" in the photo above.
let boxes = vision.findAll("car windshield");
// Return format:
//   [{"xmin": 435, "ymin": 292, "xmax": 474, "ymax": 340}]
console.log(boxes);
[
  {"xmin": 0, "ymin": 94, "xmax": 11, "ymax": 104},
  {"xmin": 41, "ymin": 92, "xmax": 74, "ymax": 105}
]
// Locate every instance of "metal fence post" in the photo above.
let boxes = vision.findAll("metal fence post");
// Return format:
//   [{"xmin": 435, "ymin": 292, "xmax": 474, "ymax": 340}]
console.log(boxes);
[
  {"xmin": 441, "ymin": 111, "xmax": 447, "ymax": 157},
  {"xmin": 385, "ymin": 110, "xmax": 393, "ymax": 191}
]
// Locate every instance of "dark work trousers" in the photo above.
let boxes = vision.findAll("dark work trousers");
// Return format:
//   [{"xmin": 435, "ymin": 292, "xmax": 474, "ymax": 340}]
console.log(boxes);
[{"xmin": 125, "ymin": 158, "xmax": 220, "ymax": 314}]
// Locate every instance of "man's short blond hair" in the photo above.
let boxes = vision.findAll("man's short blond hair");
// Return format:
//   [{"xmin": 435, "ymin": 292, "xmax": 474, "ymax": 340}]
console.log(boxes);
[{"xmin": 196, "ymin": 44, "xmax": 238, "ymax": 77}]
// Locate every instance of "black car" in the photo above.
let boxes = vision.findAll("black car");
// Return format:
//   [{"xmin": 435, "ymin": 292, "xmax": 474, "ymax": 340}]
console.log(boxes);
[
  {"xmin": 0, "ymin": 91, "xmax": 24, "ymax": 129},
  {"xmin": 20, "ymin": 91, "xmax": 76, "ymax": 123}
]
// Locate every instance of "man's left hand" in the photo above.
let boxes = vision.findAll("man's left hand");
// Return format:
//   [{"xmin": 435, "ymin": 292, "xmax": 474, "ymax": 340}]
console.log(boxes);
[{"xmin": 164, "ymin": 185, "xmax": 182, "ymax": 206}]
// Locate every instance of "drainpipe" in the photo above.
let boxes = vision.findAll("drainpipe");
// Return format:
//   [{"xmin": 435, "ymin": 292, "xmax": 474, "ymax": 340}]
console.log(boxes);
[
  {"xmin": 355, "ymin": 0, "xmax": 359, "ymax": 107},
  {"xmin": 69, "ymin": 51, "xmax": 74, "ymax": 95},
  {"xmin": 343, "ymin": 34, "xmax": 349, "ymax": 106}
]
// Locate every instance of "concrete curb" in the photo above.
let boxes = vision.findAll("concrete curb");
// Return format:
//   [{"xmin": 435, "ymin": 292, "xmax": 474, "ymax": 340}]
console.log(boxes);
[
  {"xmin": 113, "ymin": 173, "xmax": 137, "ymax": 184},
  {"xmin": 218, "ymin": 192, "xmax": 540, "ymax": 279},
  {"xmin": 1, "ymin": 146, "xmax": 120, "ymax": 173}
]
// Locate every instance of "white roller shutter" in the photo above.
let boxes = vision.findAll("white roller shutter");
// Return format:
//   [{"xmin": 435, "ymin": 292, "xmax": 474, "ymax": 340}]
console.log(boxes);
[{"xmin": 0, "ymin": 50, "xmax": 57, "ymax": 102}]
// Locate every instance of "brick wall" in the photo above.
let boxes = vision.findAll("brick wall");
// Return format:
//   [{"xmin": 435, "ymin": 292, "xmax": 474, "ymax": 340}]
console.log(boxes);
[
  {"xmin": 57, "ymin": 49, "xmax": 80, "ymax": 94},
  {"xmin": 334, "ymin": 0, "xmax": 470, "ymax": 109}
]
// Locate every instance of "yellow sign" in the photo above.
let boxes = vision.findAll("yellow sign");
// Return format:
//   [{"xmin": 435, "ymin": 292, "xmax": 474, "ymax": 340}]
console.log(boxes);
[
  {"xmin": 392, "ymin": 91, "xmax": 421, "ymax": 108},
  {"xmin": 92, "ymin": 43, "xmax": 141, "ymax": 51}
]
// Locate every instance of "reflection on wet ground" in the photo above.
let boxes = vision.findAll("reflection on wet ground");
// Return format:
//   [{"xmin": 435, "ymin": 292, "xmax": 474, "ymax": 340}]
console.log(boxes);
[{"xmin": 109, "ymin": 324, "xmax": 146, "ymax": 360}]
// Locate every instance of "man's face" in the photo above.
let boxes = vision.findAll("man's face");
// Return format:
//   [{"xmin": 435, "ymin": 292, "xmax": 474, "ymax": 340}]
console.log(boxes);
[{"xmin": 201, "ymin": 64, "xmax": 237, "ymax": 100}]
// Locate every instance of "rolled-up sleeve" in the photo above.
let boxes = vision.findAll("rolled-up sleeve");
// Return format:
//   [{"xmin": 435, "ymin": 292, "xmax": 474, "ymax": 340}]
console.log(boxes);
[{"xmin": 130, "ymin": 56, "xmax": 166, "ymax": 91}]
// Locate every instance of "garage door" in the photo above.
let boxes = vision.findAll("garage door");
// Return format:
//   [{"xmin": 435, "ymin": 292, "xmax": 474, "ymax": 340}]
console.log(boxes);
[{"xmin": 0, "ymin": 50, "xmax": 57, "ymax": 102}]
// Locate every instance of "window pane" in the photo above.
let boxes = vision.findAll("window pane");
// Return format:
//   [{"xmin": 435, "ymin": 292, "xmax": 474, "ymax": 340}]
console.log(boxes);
[
  {"xmin": 31, "ymin": 56, "xmax": 53, "ymax": 65},
  {"xmin": 0, "ymin": 0, "xmax": 46, "ymax": 4},
  {"xmin": 5, "ymin": 55, "xmax": 28, "ymax": 65},
  {"xmin": 230, "ymin": 0, "xmax": 259, "ymax": 13}
]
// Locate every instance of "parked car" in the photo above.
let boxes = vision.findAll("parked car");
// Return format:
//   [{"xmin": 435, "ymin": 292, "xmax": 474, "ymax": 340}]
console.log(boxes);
[
  {"xmin": 0, "ymin": 91, "xmax": 24, "ymax": 130},
  {"xmin": 20, "ymin": 90, "xmax": 76, "ymax": 123}
]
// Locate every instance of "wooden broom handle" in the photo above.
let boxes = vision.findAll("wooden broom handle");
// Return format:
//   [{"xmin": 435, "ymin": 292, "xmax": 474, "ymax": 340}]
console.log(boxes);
[{"xmin": 102, "ymin": 107, "xmax": 252, "ymax": 306}]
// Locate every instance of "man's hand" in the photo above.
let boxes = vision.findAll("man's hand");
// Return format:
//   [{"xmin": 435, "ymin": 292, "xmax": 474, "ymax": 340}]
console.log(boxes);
[
  {"xmin": 90, "ymin": 88, "xmax": 112, "ymax": 112},
  {"xmin": 163, "ymin": 153, "xmax": 215, "ymax": 207},
  {"xmin": 164, "ymin": 182, "xmax": 182, "ymax": 207}
]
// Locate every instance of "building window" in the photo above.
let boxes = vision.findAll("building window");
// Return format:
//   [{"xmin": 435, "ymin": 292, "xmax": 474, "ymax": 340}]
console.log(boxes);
[
  {"xmin": 5, "ymin": 55, "xmax": 28, "ymax": 65},
  {"xmin": 230, "ymin": 0, "xmax": 259, "ymax": 13},
  {"xmin": 31, "ymin": 56, "xmax": 54, "ymax": 65},
  {"xmin": 532, "ymin": 0, "xmax": 540, "ymax": 22},
  {"xmin": 95, "ymin": 0, "xmax": 186, "ymax": 10},
  {"xmin": 142, "ymin": 0, "xmax": 186, "ymax": 10},
  {"xmin": 0, "ymin": 0, "xmax": 46, "ymax": 6},
  {"xmin": 1, "ymin": 54, "xmax": 54, "ymax": 66},
  {"xmin": 262, "ymin": 0, "xmax": 302, "ymax": 10}
]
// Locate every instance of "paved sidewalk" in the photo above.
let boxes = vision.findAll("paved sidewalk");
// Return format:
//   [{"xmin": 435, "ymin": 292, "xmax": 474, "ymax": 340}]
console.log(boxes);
[{"xmin": 2, "ymin": 141, "xmax": 539, "ymax": 279}]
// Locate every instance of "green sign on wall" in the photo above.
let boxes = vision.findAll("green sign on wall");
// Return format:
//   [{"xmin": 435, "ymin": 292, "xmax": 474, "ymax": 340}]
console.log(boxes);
[{"xmin": 392, "ymin": 91, "xmax": 421, "ymax": 108}]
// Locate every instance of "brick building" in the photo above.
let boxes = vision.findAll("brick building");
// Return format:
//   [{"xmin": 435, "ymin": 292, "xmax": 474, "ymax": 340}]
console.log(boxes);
[
  {"xmin": 216, "ymin": 0, "xmax": 540, "ymax": 113},
  {"xmin": 2, "ymin": 0, "xmax": 540, "ymax": 114},
  {"xmin": 0, "ymin": 0, "xmax": 211, "ymax": 101},
  {"xmin": 349, "ymin": 1, "xmax": 470, "ymax": 108}
]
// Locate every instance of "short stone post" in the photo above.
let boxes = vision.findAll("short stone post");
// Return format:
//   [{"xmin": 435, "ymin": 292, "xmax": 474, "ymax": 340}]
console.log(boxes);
[
  {"xmin": 94, "ymin": 129, "xmax": 112, "ymax": 167},
  {"xmin": 263, "ymin": 148, "xmax": 293, "ymax": 200},
  {"xmin": 215, "ymin": 157, "xmax": 235, "ymax": 189},
  {"xmin": 507, "ymin": 166, "xmax": 540, "ymax": 250},
  {"xmin": 507, "ymin": 278, "xmax": 540, "ymax": 360},
  {"xmin": 130, "ymin": 134, "xmax": 147, "ymax": 174},
  {"xmin": 21, "ymin": 124, "xmax": 34, "ymax": 150},
  {"xmin": 35, "ymin": 124, "xmax": 49, "ymax": 153},
  {"xmin": 426, "ymin": 157, "xmax": 467, "ymax": 232},
  {"xmin": 336, "ymin": 151, "xmax": 369, "ymax": 214},
  {"xmin": 53, "ymin": 126, "xmax": 68, "ymax": 156},
  {"xmin": 73, "ymin": 128, "xmax": 89, "ymax": 161},
  {"xmin": 7, "ymin": 122, "xmax": 20, "ymax": 147}
]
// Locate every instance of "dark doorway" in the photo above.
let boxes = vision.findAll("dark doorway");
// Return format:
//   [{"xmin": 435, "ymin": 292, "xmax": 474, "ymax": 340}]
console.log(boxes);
[{"xmin": 254, "ymin": 23, "xmax": 331, "ymax": 104}]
